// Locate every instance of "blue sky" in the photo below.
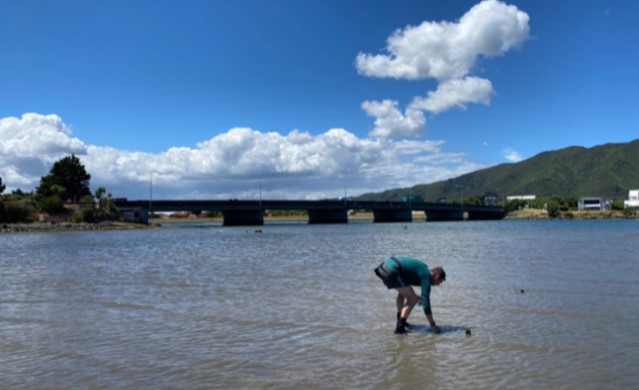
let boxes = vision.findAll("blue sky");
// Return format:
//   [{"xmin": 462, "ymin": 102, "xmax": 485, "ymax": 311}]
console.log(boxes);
[{"xmin": 1, "ymin": 0, "xmax": 638, "ymax": 199}]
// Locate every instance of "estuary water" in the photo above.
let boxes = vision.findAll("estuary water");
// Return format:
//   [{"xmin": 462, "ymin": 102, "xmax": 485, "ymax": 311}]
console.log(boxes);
[{"xmin": 1, "ymin": 219, "xmax": 638, "ymax": 389}]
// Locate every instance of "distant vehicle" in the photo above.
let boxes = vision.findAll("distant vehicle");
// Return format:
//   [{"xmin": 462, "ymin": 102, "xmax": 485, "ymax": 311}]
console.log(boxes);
[{"xmin": 401, "ymin": 195, "xmax": 424, "ymax": 203}]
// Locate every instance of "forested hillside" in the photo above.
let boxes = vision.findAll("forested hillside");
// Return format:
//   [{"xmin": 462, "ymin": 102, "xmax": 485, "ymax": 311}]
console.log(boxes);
[{"xmin": 357, "ymin": 139, "xmax": 639, "ymax": 202}]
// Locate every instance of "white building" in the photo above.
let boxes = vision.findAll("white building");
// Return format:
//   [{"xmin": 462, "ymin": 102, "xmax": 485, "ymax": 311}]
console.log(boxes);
[
  {"xmin": 506, "ymin": 195, "xmax": 535, "ymax": 208},
  {"xmin": 624, "ymin": 190, "xmax": 639, "ymax": 209},
  {"xmin": 578, "ymin": 197, "xmax": 611, "ymax": 211},
  {"xmin": 506, "ymin": 195, "xmax": 536, "ymax": 201}
]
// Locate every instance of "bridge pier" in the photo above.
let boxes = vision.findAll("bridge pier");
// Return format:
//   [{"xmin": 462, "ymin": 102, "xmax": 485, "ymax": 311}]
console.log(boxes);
[
  {"xmin": 222, "ymin": 210, "xmax": 264, "ymax": 226},
  {"xmin": 425, "ymin": 210, "xmax": 464, "ymax": 221},
  {"xmin": 372, "ymin": 209, "xmax": 412, "ymax": 223},
  {"xmin": 307, "ymin": 209, "xmax": 348, "ymax": 224}
]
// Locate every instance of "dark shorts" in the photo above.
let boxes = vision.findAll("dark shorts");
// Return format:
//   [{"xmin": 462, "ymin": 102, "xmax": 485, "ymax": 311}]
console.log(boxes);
[{"xmin": 374, "ymin": 262, "xmax": 409, "ymax": 289}]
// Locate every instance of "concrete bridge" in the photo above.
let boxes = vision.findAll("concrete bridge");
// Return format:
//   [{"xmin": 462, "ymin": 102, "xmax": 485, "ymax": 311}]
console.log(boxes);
[{"xmin": 114, "ymin": 199, "xmax": 506, "ymax": 226}]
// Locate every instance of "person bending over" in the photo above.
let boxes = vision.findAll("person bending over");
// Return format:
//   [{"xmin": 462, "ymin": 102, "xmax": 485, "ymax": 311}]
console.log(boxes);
[{"xmin": 374, "ymin": 256, "xmax": 446, "ymax": 334}]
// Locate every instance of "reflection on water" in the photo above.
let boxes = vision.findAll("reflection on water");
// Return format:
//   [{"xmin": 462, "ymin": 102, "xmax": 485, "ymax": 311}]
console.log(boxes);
[{"xmin": 1, "ymin": 220, "xmax": 638, "ymax": 389}]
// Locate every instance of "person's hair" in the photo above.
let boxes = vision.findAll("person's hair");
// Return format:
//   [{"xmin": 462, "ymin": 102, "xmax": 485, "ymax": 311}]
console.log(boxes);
[{"xmin": 431, "ymin": 266, "xmax": 446, "ymax": 281}]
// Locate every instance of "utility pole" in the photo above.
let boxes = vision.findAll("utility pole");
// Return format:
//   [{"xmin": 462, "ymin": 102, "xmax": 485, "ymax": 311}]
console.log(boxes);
[
  {"xmin": 149, "ymin": 172, "xmax": 153, "ymax": 215},
  {"xmin": 455, "ymin": 183, "xmax": 464, "ymax": 220},
  {"xmin": 455, "ymin": 184, "xmax": 464, "ymax": 208},
  {"xmin": 259, "ymin": 176, "xmax": 262, "ymax": 210},
  {"xmin": 344, "ymin": 180, "xmax": 347, "ymax": 207}
]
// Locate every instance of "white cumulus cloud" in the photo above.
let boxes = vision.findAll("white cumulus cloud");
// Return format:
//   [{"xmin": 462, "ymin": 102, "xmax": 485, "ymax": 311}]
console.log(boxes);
[
  {"xmin": 355, "ymin": 0, "xmax": 529, "ymax": 81},
  {"xmin": 502, "ymin": 148, "xmax": 523, "ymax": 162},
  {"xmin": 0, "ymin": 113, "xmax": 490, "ymax": 200},
  {"xmin": 361, "ymin": 100, "xmax": 426, "ymax": 138},
  {"xmin": 0, "ymin": 113, "xmax": 88, "ymax": 187},
  {"xmin": 410, "ymin": 77, "xmax": 494, "ymax": 114},
  {"xmin": 356, "ymin": 0, "xmax": 530, "ymax": 138}
]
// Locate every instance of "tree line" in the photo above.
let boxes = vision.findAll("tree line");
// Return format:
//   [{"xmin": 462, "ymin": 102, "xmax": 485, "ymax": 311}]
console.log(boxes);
[
  {"xmin": 455, "ymin": 192, "xmax": 632, "ymax": 218},
  {"xmin": 0, "ymin": 154, "xmax": 119, "ymax": 223}
]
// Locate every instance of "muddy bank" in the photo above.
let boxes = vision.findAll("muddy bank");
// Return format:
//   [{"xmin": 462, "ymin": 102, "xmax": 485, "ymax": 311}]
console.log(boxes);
[{"xmin": 0, "ymin": 221, "xmax": 154, "ymax": 234}]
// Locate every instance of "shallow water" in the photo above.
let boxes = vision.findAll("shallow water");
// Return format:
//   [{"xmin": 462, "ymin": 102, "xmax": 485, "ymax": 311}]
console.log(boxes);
[{"xmin": 1, "ymin": 220, "xmax": 638, "ymax": 389}]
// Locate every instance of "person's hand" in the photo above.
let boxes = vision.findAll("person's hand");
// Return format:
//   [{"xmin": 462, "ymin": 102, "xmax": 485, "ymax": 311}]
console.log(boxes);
[{"xmin": 431, "ymin": 324, "xmax": 441, "ymax": 334}]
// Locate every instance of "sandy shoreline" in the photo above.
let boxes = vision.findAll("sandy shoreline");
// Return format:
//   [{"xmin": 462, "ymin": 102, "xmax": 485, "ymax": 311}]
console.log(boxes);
[{"xmin": 0, "ymin": 221, "xmax": 158, "ymax": 234}]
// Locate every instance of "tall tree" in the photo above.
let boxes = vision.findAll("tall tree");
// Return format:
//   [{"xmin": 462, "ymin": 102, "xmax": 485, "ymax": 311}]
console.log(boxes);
[
  {"xmin": 36, "ymin": 154, "xmax": 91, "ymax": 203},
  {"xmin": 0, "ymin": 177, "xmax": 5, "ymax": 194}
]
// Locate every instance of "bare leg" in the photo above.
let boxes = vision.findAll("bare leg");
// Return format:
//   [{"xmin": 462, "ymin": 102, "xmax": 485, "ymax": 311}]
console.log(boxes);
[
  {"xmin": 396, "ymin": 293, "xmax": 413, "ymax": 327},
  {"xmin": 396, "ymin": 293, "xmax": 405, "ymax": 313},
  {"xmin": 396, "ymin": 286, "xmax": 419, "ymax": 319},
  {"xmin": 394, "ymin": 286, "xmax": 419, "ymax": 334}
]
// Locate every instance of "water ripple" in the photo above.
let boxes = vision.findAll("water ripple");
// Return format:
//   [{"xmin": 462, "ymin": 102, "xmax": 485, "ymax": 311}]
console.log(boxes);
[{"xmin": 1, "ymin": 220, "xmax": 638, "ymax": 389}]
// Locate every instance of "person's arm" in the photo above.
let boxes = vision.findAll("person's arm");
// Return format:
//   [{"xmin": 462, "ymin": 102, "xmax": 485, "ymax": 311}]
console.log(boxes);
[
  {"xmin": 421, "ymin": 284, "xmax": 441, "ymax": 334},
  {"xmin": 426, "ymin": 313, "xmax": 441, "ymax": 334}
]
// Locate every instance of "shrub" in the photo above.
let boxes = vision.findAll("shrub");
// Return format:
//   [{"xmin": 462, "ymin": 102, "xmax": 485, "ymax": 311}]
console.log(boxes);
[
  {"xmin": 201, "ymin": 210, "xmax": 222, "ymax": 218},
  {"xmin": 546, "ymin": 200, "xmax": 560, "ymax": 218},
  {"xmin": 506, "ymin": 199, "xmax": 528, "ymax": 212},
  {"xmin": 74, "ymin": 208, "xmax": 95, "ymax": 223},
  {"xmin": 0, "ymin": 202, "xmax": 35, "ymax": 223},
  {"xmin": 84, "ymin": 207, "xmax": 97, "ymax": 222},
  {"xmin": 39, "ymin": 195, "xmax": 65, "ymax": 213},
  {"xmin": 623, "ymin": 207, "xmax": 636, "ymax": 218},
  {"xmin": 612, "ymin": 199, "xmax": 625, "ymax": 211}
]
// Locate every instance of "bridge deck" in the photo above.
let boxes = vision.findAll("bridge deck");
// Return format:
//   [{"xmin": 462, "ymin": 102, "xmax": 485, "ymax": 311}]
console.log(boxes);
[{"xmin": 115, "ymin": 199, "xmax": 504, "ymax": 214}]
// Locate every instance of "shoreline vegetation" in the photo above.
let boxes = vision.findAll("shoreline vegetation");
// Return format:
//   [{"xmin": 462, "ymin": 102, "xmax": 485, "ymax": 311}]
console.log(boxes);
[
  {"xmin": 1, "ymin": 209, "xmax": 636, "ymax": 234},
  {"xmin": 504, "ymin": 208, "xmax": 636, "ymax": 220}
]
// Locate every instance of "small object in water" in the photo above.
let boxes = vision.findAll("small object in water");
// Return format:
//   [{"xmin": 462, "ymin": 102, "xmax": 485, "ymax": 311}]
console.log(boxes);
[
  {"xmin": 465, "ymin": 329, "xmax": 471, "ymax": 336},
  {"xmin": 520, "ymin": 289, "xmax": 525, "ymax": 294},
  {"xmin": 255, "ymin": 229, "xmax": 262, "ymax": 233}
]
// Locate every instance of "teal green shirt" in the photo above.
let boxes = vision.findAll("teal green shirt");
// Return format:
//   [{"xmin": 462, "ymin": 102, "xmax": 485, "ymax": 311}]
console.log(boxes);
[{"xmin": 383, "ymin": 256, "xmax": 433, "ymax": 315}]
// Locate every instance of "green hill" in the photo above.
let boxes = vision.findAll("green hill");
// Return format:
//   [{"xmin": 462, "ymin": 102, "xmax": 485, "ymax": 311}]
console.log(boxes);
[{"xmin": 357, "ymin": 139, "xmax": 639, "ymax": 202}]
